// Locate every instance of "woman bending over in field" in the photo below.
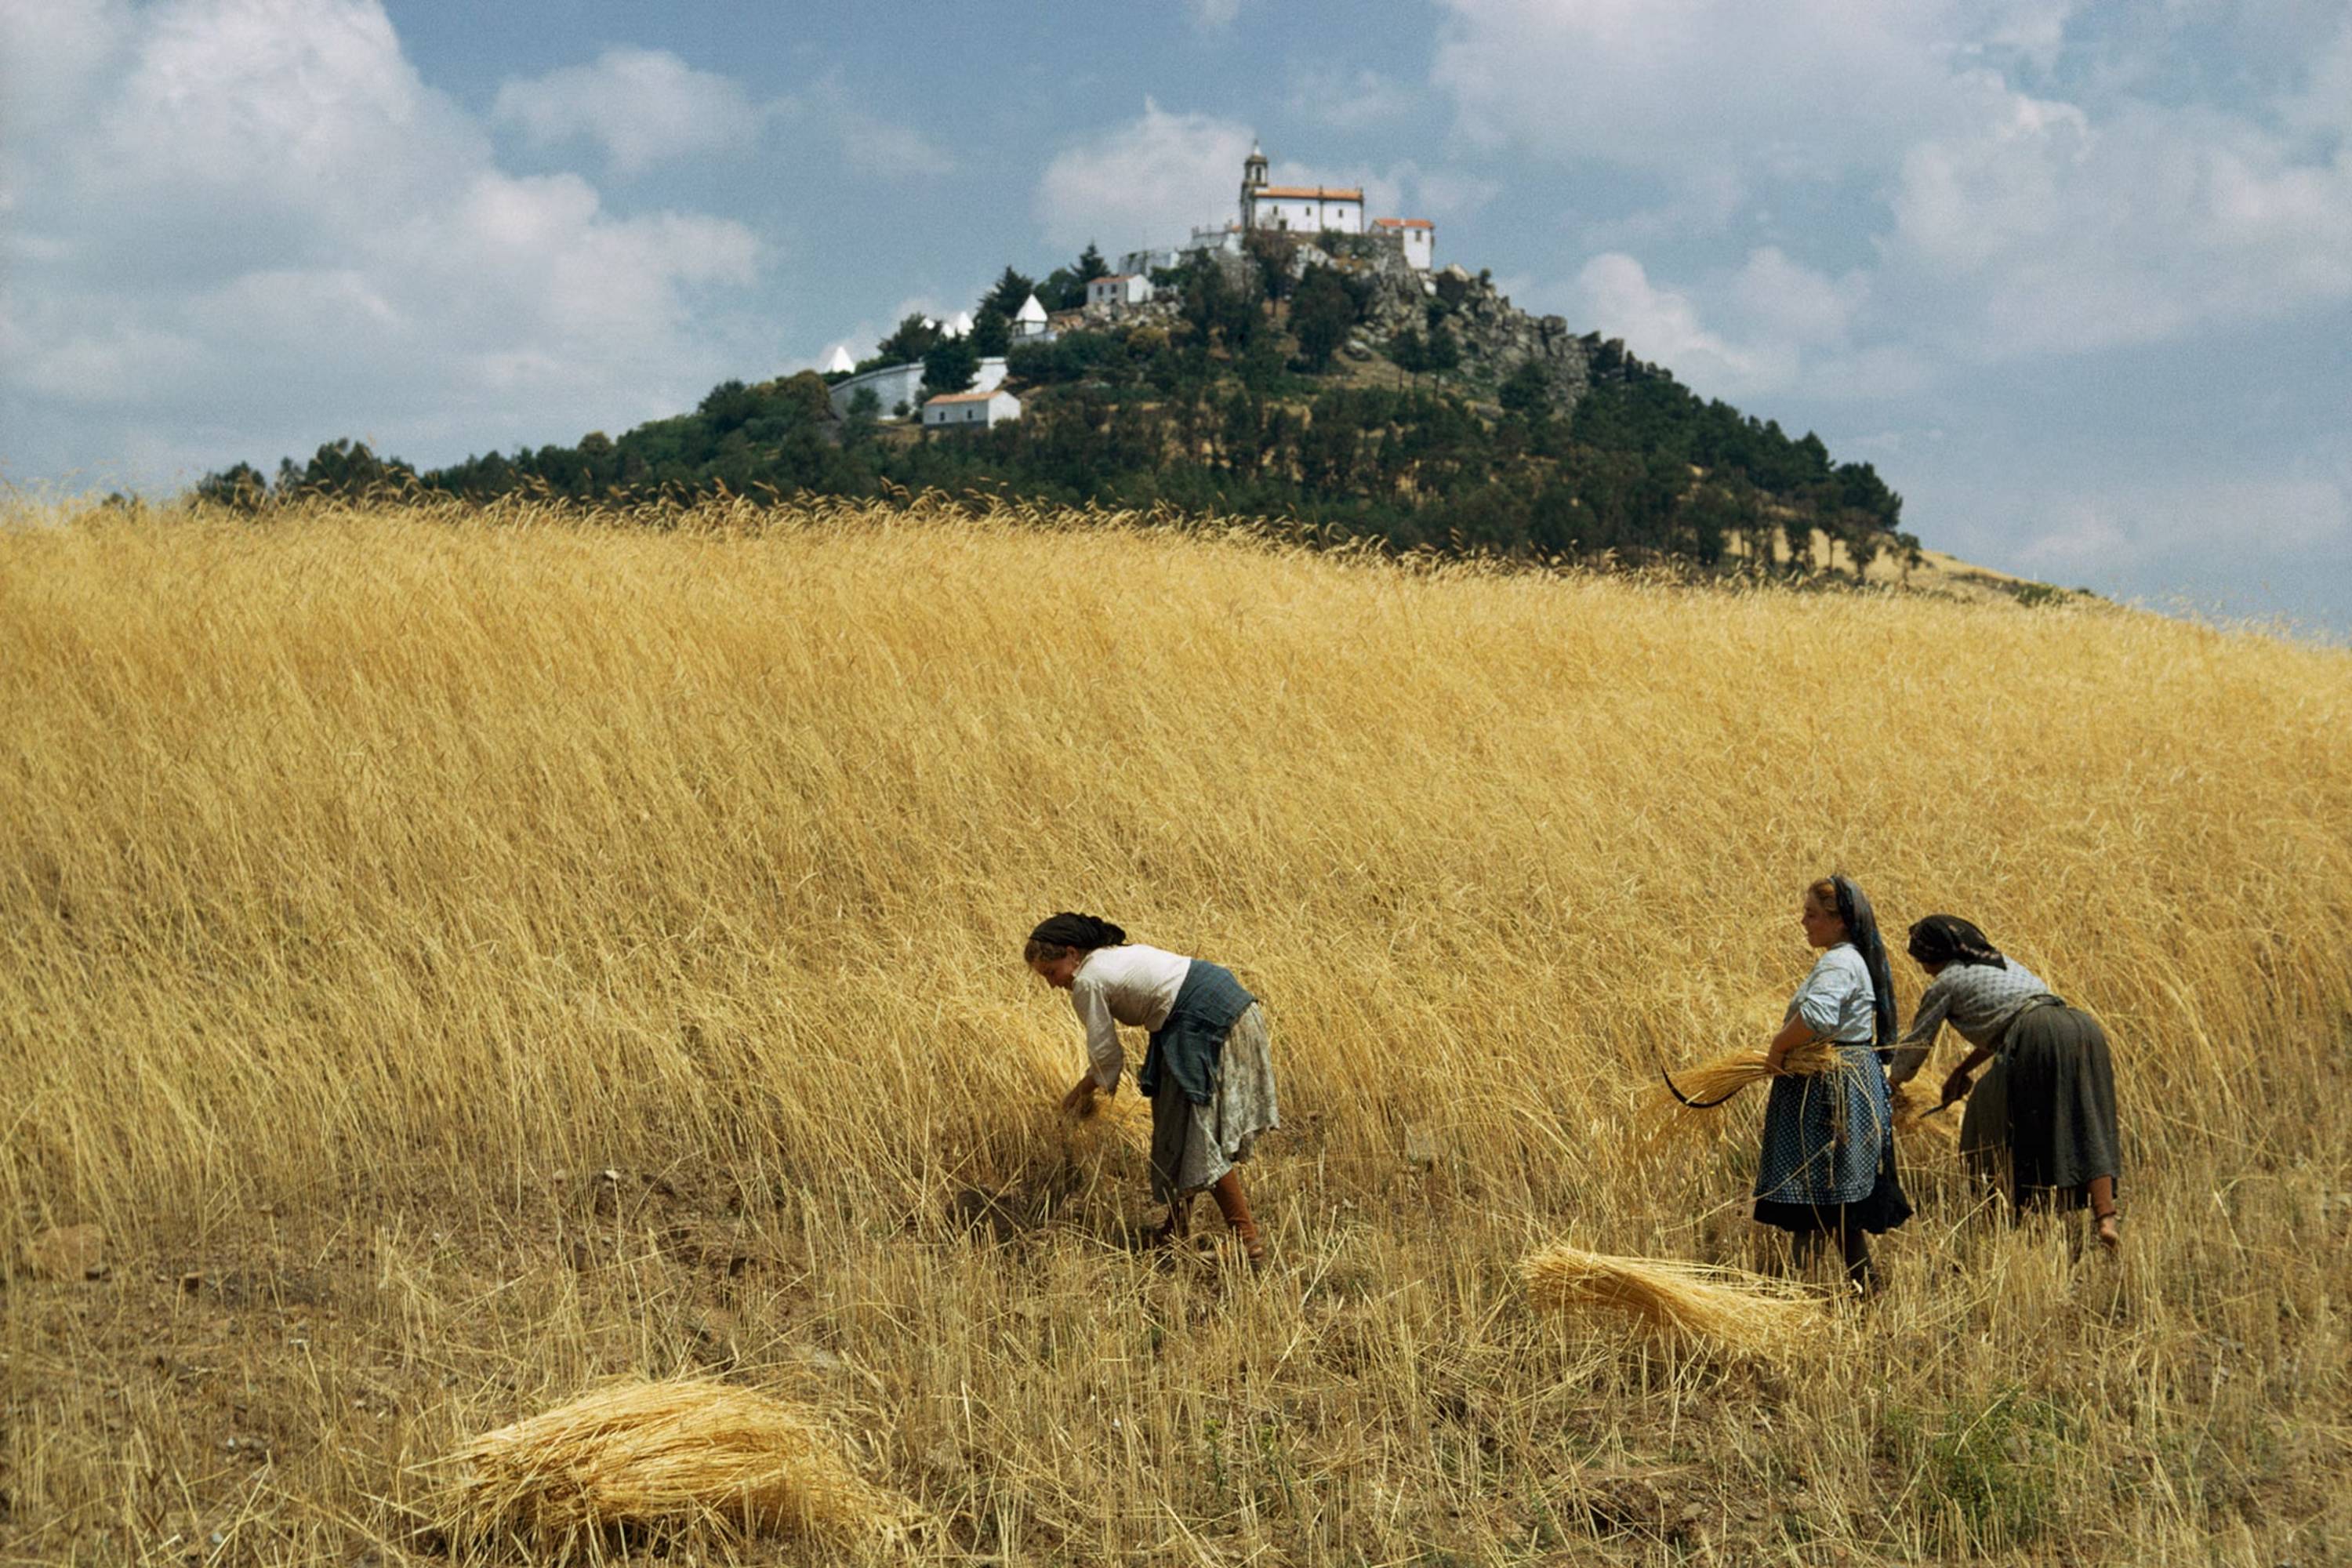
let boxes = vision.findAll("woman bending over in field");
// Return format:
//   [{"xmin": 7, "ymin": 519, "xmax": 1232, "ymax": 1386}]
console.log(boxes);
[
  {"xmin": 1754, "ymin": 876, "xmax": 1912, "ymax": 1296},
  {"xmin": 1025, "ymin": 913, "xmax": 1279, "ymax": 1266},
  {"xmin": 1889, "ymin": 915, "xmax": 2121, "ymax": 1250}
]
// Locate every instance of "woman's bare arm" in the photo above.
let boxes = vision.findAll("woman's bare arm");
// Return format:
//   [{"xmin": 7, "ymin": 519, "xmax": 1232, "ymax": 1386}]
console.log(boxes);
[{"xmin": 1766, "ymin": 1014, "xmax": 1817, "ymax": 1071}]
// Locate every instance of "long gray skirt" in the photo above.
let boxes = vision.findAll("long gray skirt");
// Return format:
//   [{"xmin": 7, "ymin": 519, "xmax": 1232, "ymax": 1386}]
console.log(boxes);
[
  {"xmin": 1959, "ymin": 1004, "xmax": 2120, "ymax": 1207},
  {"xmin": 1149, "ymin": 1003, "xmax": 1279, "ymax": 1202}
]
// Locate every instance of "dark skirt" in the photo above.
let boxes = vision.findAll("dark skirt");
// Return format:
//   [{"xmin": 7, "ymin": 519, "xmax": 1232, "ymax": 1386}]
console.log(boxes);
[
  {"xmin": 1965, "ymin": 1004, "xmax": 2121, "ymax": 1207},
  {"xmin": 1754, "ymin": 1131, "xmax": 1914, "ymax": 1236}
]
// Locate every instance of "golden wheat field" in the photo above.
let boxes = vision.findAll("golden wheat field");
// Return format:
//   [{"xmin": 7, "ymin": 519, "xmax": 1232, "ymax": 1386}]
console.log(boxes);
[{"xmin": 3, "ymin": 494, "xmax": 2349, "ymax": 1566}]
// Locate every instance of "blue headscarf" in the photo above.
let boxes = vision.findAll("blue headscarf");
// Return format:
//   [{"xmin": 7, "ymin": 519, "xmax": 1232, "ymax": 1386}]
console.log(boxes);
[{"xmin": 1830, "ymin": 875, "xmax": 1897, "ymax": 1051}]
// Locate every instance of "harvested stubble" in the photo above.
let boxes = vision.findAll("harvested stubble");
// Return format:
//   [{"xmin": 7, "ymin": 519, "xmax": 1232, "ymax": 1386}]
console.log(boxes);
[
  {"xmin": 1522, "ymin": 1242, "xmax": 1828, "ymax": 1355},
  {"xmin": 440, "ymin": 1377, "xmax": 914, "ymax": 1553}
]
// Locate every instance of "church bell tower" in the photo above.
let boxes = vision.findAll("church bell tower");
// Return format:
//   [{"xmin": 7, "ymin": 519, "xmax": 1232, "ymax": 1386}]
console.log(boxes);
[{"xmin": 1240, "ymin": 139, "xmax": 1268, "ymax": 228}]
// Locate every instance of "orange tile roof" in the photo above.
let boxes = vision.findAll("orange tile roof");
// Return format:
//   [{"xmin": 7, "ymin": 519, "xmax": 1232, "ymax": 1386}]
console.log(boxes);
[
  {"xmin": 1374, "ymin": 217, "xmax": 1434, "ymax": 230},
  {"xmin": 1256, "ymin": 185, "xmax": 1363, "ymax": 201},
  {"xmin": 925, "ymin": 389, "xmax": 1010, "ymax": 405}
]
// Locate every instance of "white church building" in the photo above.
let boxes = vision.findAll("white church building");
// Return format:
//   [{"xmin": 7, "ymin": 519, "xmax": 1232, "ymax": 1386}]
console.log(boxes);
[
  {"xmin": 1123, "ymin": 142, "xmax": 1434, "ymax": 276},
  {"xmin": 1238, "ymin": 142, "xmax": 1362, "ymax": 234}
]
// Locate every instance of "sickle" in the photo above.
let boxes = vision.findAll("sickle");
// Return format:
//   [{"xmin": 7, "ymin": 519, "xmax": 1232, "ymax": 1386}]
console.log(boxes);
[{"xmin": 1656, "ymin": 1054, "xmax": 1744, "ymax": 1109}]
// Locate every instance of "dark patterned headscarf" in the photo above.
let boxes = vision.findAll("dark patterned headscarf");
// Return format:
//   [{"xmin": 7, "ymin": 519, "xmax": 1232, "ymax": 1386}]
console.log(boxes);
[
  {"xmin": 1828, "ymin": 875, "xmax": 1898, "ymax": 1050},
  {"xmin": 1907, "ymin": 914, "xmax": 2008, "ymax": 970},
  {"xmin": 1025, "ymin": 912, "xmax": 1127, "ymax": 959}
]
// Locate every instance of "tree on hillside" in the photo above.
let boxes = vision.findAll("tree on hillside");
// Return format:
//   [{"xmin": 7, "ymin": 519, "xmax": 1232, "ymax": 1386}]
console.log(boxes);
[
  {"xmin": 875, "ymin": 312, "xmax": 943, "ymax": 365},
  {"xmin": 1290, "ymin": 265, "xmax": 1355, "ymax": 371},
  {"xmin": 970, "ymin": 303, "xmax": 1011, "ymax": 356},
  {"xmin": 980, "ymin": 267, "xmax": 1035, "ymax": 319},
  {"xmin": 194, "ymin": 462, "xmax": 270, "ymax": 510},
  {"xmin": 773, "ymin": 371, "xmax": 832, "ymax": 424},
  {"xmin": 844, "ymin": 386, "xmax": 882, "ymax": 443},
  {"xmin": 1037, "ymin": 243, "xmax": 1113, "ymax": 311},
  {"xmin": 280, "ymin": 438, "xmax": 416, "ymax": 500},
  {"xmin": 1175, "ymin": 254, "xmax": 1259, "ymax": 350},
  {"xmin": 1498, "ymin": 360, "xmax": 1552, "ymax": 420},
  {"xmin": 1244, "ymin": 227, "xmax": 1298, "ymax": 303},
  {"xmin": 1424, "ymin": 321, "xmax": 1461, "ymax": 375},
  {"xmin": 922, "ymin": 336, "xmax": 980, "ymax": 397},
  {"xmin": 1386, "ymin": 326, "xmax": 1428, "ymax": 384},
  {"xmin": 699, "ymin": 379, "xmax": 759, "ymax": 432}
]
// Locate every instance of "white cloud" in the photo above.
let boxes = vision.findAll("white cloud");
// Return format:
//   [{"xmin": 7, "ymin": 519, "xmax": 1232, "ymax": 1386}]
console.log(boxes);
[
  {"xmin": 770, "ymin": 74, "xmax": 954, "ymax": 183},
  {"xmin": 0, "ymin": 0, "xmax": 132, "ymax": 143},
  {"xmin": 15, "ymin": 323, "xmax": 205, "ymax": 405},
  {"xmin": 1726, "ymin": 246, "xmax": 1863, "ymax": 350},
  {"xmin": 1960, "ymin": 0, "xmax": 2077, "ymax": 74},
  {"xmin": 1886, "ymin": 95, "xmax": 2352, "ymax": 358},
  {"xmin": 1191, "ymin": 0, "xmax": 1243, "ymax": 30},
  {"xmin": 1033, "ymin": 101, "xmax": 1469, "ymax": 253},
  {"xmin": 0, "ymin": 0, "xmax": 764, "ymax": 485},
  {"xmin": 1381, "ymin": 160, "xmax": 1499, "ymax": 222},
  {"xmin": 1034, "ymin": 100, "xmax": 1256, "ymax": 251},
  {"xmin": 2280, "ymin": 16, "xmax": 2352, "ymax": 138},
  {"xmin": 826, "ymin": 104, "xmax": 954, "ymax": 181},
  {"xmin": 2016, "ymin": 478, "xmax": 2350, "ymax": 576},
  {"xmin": 1443, "ymin": 2, "xmax": 2352, "ymax": 387},
  {"xmin": 493, "ymin": 45, "xmax": 765, "ymax": 174},
  {"xmin": 1571, "ymin": 252, "xmax": 1774, "ymax": 391},
  {"xmin": 1431, "ymin": 0, "xmax": 1988, "ymax": 201},
  {"xmin": 1556, "ymin": 247, "xmax": 1881, "ymax": 399},
  {"xmin": 1287, "ymin": 64, "xmax": 1417, "ymax": 130}
]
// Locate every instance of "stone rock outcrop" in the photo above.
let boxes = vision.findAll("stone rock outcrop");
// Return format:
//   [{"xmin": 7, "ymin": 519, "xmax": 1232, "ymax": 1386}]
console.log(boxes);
[
  {"xmin": 1056, "ymin": 232, "xmax": 1654, "ymax": 416},
  {"xmin": 1317, "ymin": 237, "xmax": 1594, "ymax": 414}
]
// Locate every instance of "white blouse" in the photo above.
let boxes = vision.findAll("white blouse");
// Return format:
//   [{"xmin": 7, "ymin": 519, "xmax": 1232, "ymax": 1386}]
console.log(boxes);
[
  {"xmin": 1070, "ymin": 944, "xmax": 1193, "ymax": 1091},
  {"xmin": 1785, "ymin": 943, "xmax": 1878, "ymax": 1044}
]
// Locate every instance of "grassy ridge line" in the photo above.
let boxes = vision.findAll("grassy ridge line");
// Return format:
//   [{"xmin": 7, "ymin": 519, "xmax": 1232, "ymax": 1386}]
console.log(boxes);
[{"xmin": 2, "ymin": 496, "xmax": 2345, "ymax": 1231}]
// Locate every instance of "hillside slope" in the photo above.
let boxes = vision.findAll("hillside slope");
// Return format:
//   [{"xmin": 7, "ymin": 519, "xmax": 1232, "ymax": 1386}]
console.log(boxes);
[
  {"xmin": 202, "ymin": 241, "xmax": 1926, "ymax": 589},
  {"xmin": 5, "ymin": 496, "xmax": 2348, "ymax": 1565}
]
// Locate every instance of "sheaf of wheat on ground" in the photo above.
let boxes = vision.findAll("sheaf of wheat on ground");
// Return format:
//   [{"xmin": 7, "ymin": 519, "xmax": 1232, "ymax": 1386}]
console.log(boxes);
[{"xmin": 3, "ymin": 494, "xmax": 2348, "ymax": 1565}]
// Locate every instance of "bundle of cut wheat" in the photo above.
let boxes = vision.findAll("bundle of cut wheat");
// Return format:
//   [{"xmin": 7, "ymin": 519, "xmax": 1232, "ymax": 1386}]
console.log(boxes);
[
  {"xmin": 1522, "ymin": 1242, "xmax": 1827, "ymax": 1354},
  {"xmin": 1641, "ymin": 1040, "xmax": 1846, "ymax": 1140},
  {"xmin": 439, "ymin": 1377, "xmax": 915, "ymax": 1554},
  {"xmin": 1890, "ymin": 1081, "xmax": 1962, "ymax": 1142},
  {"xmin": 1064, "ymin": 1081, "xmax": 1152, "ymax": 1153}
]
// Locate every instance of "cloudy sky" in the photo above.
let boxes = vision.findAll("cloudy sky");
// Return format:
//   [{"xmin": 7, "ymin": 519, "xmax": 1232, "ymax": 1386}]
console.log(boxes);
[{"xmin": 4, "ymin": 0, "xmax": 2348, "ymax": 629}]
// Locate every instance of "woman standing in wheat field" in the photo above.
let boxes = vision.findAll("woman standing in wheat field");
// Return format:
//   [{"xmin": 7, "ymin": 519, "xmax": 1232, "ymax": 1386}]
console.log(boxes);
[
  {"xmin": 1890, "ymin": 915, "xmax": 2122, "ymax": 1250},
  {"xmin": 1753, "ymin": 876, "xmax": 1912, "ymax": 1296},
  {"xmin": 1025, "ymin": 913, "xmax": 1279, "ymax": 1265}
]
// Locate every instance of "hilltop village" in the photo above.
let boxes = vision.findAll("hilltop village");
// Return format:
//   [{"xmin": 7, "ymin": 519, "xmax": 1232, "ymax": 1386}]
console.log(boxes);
[{"xmin": 816, "ymin": 141, "xmax": 1467, "ymax": 431}]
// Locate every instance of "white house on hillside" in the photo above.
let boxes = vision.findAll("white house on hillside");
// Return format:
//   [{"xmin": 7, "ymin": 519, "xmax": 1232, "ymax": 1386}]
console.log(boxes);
[
  {"xmin": 829, "ymin": 357, "xmax": 1008, "ymax": 421},
  {"xmin": 1372, "ymin": 217, "xmax": 1435, "ymax": 271},
  {"xmin": 1086, "ymin": 274, "xmax": 1154, "ymax": 309},
  {"xmin": 821, "ymin": 344, "xmax": 855, "ymax": 375},
  {"xmin": 923, "ymin": 387, "xmax": 1020, "ymax": 430},
  {"xmin": 1011, "ymin": 292, "xmax": 1052, "ymax": 340},
  {"xmin": 1117, "ymin": 245, "xmax": 1182, "ymax": 276}
]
